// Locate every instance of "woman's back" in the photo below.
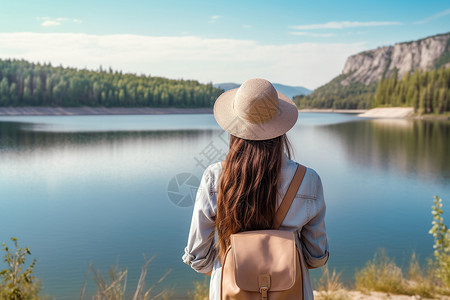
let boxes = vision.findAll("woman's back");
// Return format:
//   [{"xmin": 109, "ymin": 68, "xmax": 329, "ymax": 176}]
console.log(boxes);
[
  {"xmin": 183, "ymin": 153, "xmax": 328, "ymax": 299},
  {"xmin": 182, "ymin": 78, "xmax": 328, "ymax": 300}
]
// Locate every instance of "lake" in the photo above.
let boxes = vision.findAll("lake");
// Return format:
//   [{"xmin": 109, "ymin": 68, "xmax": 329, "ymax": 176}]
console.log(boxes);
[{"xmin": 0, "ymin": 113, "xmax": 449, "ymax": 299}]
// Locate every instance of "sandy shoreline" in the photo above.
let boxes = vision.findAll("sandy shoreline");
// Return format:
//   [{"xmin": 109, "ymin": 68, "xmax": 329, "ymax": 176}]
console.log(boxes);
[
  {"xmin": 0, "ymin": 106, "xmax": 213, "ymax": 116},
  {"xmin": 299, "ymin": 108, "xmax": 368, "ymax": 114},
  {"xmin": 357, "ymin": 107, "xmax": 415, "ymax": 118},
  {"xmin": 302, "ymin": 107, "xmax": 449, "ymax": 120},
  {"xmin": 314, "ymin": 290, "xmax": 450, "ymax": 300}
]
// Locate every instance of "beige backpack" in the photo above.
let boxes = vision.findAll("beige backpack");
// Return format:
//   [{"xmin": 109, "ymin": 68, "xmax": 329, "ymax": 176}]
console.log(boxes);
[{"xmin": 220, "ymin": 163, "xmax": 307, "ymax": 300}]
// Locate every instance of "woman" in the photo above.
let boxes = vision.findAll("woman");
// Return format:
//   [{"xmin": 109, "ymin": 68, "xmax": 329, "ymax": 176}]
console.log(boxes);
[{"xmin": 182, "ymin": 78, "xmax": 329, "ymax": 299}]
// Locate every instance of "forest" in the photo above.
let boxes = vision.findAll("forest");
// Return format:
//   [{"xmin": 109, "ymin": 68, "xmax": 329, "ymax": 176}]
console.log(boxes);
[
  {"xmin": 373, "ymin": 67, "xmax": 450, "ymax": 114},
  {"xmin": 293, "ymin": 74, "xmax": 377, "ymax": 110},
  {"xmin": 294, "ymin": 67, "xmax": 450, "ymax": 114},
  {"xmin": 0, "ymin": 59, "xmax": 223, "ymax": 108}
]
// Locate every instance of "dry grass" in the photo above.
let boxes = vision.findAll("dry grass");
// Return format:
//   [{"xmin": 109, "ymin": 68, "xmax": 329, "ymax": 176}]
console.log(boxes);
[
  {"xmin": 355, "ymin": 250, "xmax": 446, "ymax": 298},
  {"xmin": 315, "ymin": 265, "xmax": 351, "ymax": 300},
  {"xmin": 79, "ymin": 255, "xmax": 172, "ymax": 300},
  {"xmin": 187, "ymin": 277, "xmax": 209, "ymax": 300},
  {"xmin": 355, "ymin": 249, "xmax": 408, "ymax": 295}
]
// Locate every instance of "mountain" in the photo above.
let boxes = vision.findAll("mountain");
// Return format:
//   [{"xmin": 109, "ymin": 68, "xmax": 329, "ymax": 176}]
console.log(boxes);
[
  {"xmin": 295, "ymin": 32, "xmax": 450, "ymax": 110},
  {"xmin": 213, "ymin": 82, "xmax": 311, "ymax": 99},
  {"xmin": 213, "ymin": 82, "xmax": 240, "ymax": 91},
  {"xmin": 341, "ymin": 32, "xmax": 450, "ymax": 86},
  {"xmin": 272, "ymin": 83, "xmax": 312, "ymax": 98}
]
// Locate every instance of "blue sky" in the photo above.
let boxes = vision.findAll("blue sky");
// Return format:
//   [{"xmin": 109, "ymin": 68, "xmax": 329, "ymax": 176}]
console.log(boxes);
[{"xmin": 0, "ymin": 0, "xmax": 449, "ymax": 89}]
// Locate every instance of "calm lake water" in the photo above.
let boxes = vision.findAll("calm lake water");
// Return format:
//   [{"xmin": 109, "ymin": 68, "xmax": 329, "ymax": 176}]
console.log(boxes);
[{"xmin": 0, "ymin": 113, "xmax": 449, "ymax": 299}]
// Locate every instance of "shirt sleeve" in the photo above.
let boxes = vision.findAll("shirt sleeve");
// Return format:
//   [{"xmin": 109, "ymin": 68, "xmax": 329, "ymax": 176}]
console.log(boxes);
[
  {"xmin": 182, "ymin": 166, "xmax": 217, "ymax": 274},
  {"xmin": 300, "ymin": 174, "xmax": 329, "ymax": 269}
]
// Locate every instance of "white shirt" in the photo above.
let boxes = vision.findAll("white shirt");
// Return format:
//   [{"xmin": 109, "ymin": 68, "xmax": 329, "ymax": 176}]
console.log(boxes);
[{"xmin": 182, "ymin": 152, "xmax": 329, "ymax": 299}]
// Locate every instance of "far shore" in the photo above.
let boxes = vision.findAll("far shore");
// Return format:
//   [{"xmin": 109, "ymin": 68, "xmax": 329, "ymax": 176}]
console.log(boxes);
[
  {"xmin": 0, "ymin": 106, "xmax": 213, "ymax": 116},
  {"xmin": 301, "ymin": 107, "xmax": 450, "ymax": 120},
  {"xmin": 0, "ymin": 106, "xmax": 448, "ymax": 120},
  {"xmin": 299, "ymin": 108, "xmax": 368, "ymax": 114}
]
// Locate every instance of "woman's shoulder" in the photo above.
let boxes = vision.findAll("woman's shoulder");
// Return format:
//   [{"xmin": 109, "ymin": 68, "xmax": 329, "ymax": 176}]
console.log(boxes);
[
  {"xmin": 200, "ymin": 161, "xmax": 223, "ymax": 193},
  {"xmin": 284, "ymin": 157, "xmax": 322, "ymax": 200}
]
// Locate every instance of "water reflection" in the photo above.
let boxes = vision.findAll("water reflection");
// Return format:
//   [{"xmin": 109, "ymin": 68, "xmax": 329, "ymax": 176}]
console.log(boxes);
[
  {"xmin": 320, "ymin": 118, "xmax": 450, "ymax": 183},
  {"xmin": 0, "ymin": 121, "xmax": 220, "ymax": 151},
  {"xmin": 0, "ymin": 123, "xmax": 224, "ymax": 299},
  {"xmin": 1, "ymin": 114, "xmax": 449, "ymax": 298}
]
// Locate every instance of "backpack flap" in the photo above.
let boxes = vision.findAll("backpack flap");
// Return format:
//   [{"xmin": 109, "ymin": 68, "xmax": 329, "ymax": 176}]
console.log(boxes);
[{"xmin": 230, "ymin": 230, "xmax": 297, "ymax": 292}]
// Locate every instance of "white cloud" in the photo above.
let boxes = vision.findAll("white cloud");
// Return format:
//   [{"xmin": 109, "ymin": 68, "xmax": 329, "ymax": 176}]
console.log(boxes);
[
  {"xmin": 209, "ymin": 15, "xmax": 220, "ymax": 23},
  {"xmin": 291, "ymin": 21, "xmax": 402, "ymax": 30},
  {"xmin": 39, "ymin": 17, "xmax": 81, "ymax": 27},
  {"xmin": 0, "ymin": 32, "xmax": 367, "ymax": 89},
  {"xmin": 416, "ymin": 8, "xmax": 450, "ymax": 24},
  {"xmin": 41, "ymin": 20, "xmax": 61, "ymax": 27},
  {"xmin": 289, "ymin": 31, "xmax": 335, "ymax": 38}
]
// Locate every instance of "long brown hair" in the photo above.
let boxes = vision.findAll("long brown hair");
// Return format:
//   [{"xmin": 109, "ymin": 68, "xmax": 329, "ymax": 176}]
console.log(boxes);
[{"xmin": 216, "ymin": 134, "xmax": 292, "ymax": 260}]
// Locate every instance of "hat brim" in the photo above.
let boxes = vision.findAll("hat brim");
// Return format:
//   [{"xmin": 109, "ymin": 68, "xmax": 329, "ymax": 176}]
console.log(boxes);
[{"xmin": 213, "ymin": 88, "xmax": 299, "ymax": 141}]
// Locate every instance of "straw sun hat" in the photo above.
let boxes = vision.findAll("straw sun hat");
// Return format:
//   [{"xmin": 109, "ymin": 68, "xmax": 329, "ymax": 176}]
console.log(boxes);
[{"xmin": 213, "ymin": 78, "xmax": 299, "ymax": 141}]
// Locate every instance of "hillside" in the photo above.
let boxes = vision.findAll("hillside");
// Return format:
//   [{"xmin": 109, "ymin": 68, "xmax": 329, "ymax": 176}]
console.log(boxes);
[
  {"xmin": 214, "ymin": 82, "xmax": 311, "ymax": 99},
  {"xmin": 0, "ymin": 59, "xmax": 222, "ymax": 108},
  {"xmin": 342, "ymin": 32, "xmax": 450, "ymax": 86},
  {"xmin": 296, "ymin": 32, "xmax": 450, "ymax": 110}
]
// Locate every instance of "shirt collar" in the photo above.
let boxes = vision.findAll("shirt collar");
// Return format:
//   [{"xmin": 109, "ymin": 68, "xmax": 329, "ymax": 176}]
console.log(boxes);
[{"xmin": 281, "ymin": 151, "xmax": 289, "ymax": 169}]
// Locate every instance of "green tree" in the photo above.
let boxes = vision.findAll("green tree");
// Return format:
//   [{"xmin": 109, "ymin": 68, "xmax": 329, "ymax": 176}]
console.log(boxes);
[{"xmin": 0, "ymin": 77, "xmax": 9, "ymax": 105}]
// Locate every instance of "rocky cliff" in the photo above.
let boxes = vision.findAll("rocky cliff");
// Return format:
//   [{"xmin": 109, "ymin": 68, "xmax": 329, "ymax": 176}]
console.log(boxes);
[{"xmin": 341, "ymin": 32, "xmax": 450, "ymax": 86}]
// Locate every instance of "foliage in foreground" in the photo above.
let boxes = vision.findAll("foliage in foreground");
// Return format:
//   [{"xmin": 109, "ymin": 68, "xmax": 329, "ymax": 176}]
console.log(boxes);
[
  {"xmin": 0, "ymin": 239, "xmax": 172, "ymax": 300},
  {"xmin": 0, "ymin": 238, "xmax": 41, "ymax": 300},
  {"xmin": 188, "ymin": 277, "xmax": 209, "ymax": 300},
  {"xmin": 354, "ymin": 195, "xmax": 450, "ymax": 298},
  {"xmin": 80, "ymin": 255, "xmax": 172, "ymax": 300},
  {"xmin": 429, "ymin": 195, "xmax": 450, "ymax": 287},
  {"xmin": 314, "ymin": 266, "xmax": 350, "ymax": 300}
]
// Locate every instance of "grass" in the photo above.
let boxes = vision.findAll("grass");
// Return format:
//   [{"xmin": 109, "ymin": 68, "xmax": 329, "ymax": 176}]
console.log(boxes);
[
  {"xmin": 187, "ymin": 277, "xmax": 209, "ymax": 300},
  {"xmin": 80, "ymin": 255, "xmax": 172, "ymax": 300},
  {"xmin": 314, "ymin": 266, "xmax": 350, "ymax": 300},
  {"xmin": 355, "ymin": 249, "xmax": 407, "ymax": 295}
]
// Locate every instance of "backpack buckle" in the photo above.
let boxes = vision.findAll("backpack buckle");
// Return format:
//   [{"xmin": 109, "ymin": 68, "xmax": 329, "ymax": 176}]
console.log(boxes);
[{"xmin": 259, "ymin": 286, "xmax": 268, "ymax": 299}]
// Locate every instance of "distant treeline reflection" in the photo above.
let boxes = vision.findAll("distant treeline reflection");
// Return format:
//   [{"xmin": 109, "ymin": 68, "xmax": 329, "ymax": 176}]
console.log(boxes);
[
  {"xmin": 0, "ymin": 122, "xmax": 217, "ymax": 151},
  {"xmin": 322, "ymin": 119, "xmax": 450, "ymax": 181}
]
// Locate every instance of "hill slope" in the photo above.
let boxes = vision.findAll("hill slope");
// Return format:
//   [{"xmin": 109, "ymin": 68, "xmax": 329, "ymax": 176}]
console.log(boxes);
[{"xmin": 295, "ymin": 32, "xmax": 450, "ymax": 110}]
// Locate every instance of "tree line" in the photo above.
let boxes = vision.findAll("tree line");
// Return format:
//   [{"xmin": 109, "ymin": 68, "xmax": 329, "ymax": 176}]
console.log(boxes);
[
  {"xmin": 293, "ymin": 74, "xmax": 377, "ymax": 110},
  {"xmin": 0, "ymin": 59, "xmax": 223, "ymax": 107},
  {"xmin": 294, "ymin": 67, "xmax": 450, "ymax": 114},
  {"xmin": 373, "ymin": 67, "xmax": 450, "ymax": 114}
]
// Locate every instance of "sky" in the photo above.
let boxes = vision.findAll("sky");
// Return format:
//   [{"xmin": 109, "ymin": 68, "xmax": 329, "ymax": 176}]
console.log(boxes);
[{"xmin": 0, "ymin": 0, "xmax": 449, "ymax": 90}]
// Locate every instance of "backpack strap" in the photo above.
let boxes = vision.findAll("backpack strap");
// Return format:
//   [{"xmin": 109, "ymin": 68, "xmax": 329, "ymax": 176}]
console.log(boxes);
[{"xmin": 272, "ymin": 164, "xmax": 307, "ymax": 230}]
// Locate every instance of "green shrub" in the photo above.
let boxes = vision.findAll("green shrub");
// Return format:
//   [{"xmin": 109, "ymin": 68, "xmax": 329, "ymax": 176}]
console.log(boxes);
[
  {"xmin": 0, "ymin": 238, "xmax": 41, "ymax": 300},
  {"xmin": 429, "ymin": 195, "xmax": 450, "ymax": 289}
]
